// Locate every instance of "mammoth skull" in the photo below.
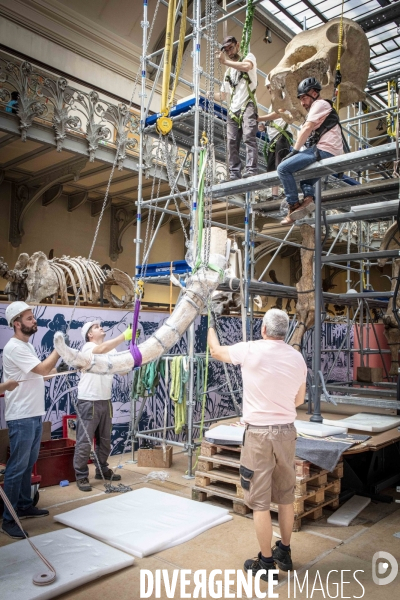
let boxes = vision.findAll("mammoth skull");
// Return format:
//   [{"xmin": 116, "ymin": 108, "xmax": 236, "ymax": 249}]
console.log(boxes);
[{"xmin": 269, "ymin": 17, "xmax": 370, "ymax": 122}]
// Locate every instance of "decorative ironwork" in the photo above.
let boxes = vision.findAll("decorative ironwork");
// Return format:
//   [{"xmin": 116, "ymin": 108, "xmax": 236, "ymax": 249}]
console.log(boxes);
[{"xmin": 0, "ymin": 54, "xmax": 145, "ymax": 168}]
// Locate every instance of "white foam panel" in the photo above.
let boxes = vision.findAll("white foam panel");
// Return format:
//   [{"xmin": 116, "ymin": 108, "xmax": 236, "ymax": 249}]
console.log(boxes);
[
  {"xmin": 55, "ymin": 487, "xmax": 232, "ymax": 557},
  {"xmin": 0, "ymin": 528, "xmax": 134, "ymax": 600}
]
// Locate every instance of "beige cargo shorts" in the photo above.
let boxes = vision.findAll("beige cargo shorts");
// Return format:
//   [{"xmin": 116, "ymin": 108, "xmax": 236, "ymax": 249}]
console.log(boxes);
[{"xmin": 239, "ymin": 423, "xmax": 297, "ymax": 511}]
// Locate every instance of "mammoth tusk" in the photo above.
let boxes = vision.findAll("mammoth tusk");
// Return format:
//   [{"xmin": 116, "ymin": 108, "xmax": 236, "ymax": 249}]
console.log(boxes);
[{"xmin": 54, "ymin": 228, "xmax": 228, "ymax": 375}]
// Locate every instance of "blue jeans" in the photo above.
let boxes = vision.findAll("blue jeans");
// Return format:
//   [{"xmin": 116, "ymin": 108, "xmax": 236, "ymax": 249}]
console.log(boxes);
[
  {"xmin": 277, "ymin": 147, "xmax": 334, "ymax": 206},
  {"xmin": 2, "ymin": 416, "xmax": 42, "ymax": 523}
]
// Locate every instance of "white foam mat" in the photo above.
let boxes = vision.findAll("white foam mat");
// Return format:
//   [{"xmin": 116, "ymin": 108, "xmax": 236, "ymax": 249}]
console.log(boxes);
[
  {"xmin": 54, "ymin": 487, "xmax": 232, "ymax": 557},
  {"xmin": 294, "ymin": 419, "xmax": 348, "ymax": 437},
  {"xmin": 0, "ymin": 528, "xmax": 134, "ymax": 600},
  {"xmin": 327, "ymin": 495, "xmax": 371, "ymax": 526},
  {"xmin": 323, "ymin": 413, "xmax": 400, "ymax": 432},
  {"xmin": 205, "ymin": 424, "xmax": 245, "ymax": 444}
]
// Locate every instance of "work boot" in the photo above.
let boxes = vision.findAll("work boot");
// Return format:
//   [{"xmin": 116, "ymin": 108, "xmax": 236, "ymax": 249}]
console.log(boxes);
[
  {"xmin": 1, "ymin": 521, "xmax": 29, "ymax": 539},
  {"xmin": 221, "ymin": 175, "xmax": 240, "ymax": 184},
  {"xmin": 95, "ymin": 469, "xmax": 121, "ymax": 481},
  {"xmin": 280, "ymin": 201, "xmax": 302, "ymax": 225},
  {"xmin": 272, "ymin": 541, "xmax": 293, "ymax": 571},
  {"xmin": 17, "ymin": 506, "xmax": 49, "ymax": 519},
  {"xmin": 243, "ymin": 552, "xmax": 278, "ymax": 582},
  {"xmin": 288, "ymin": 195, "xmax": 315, "ymax": 220},
  {"xmin": 242, "ymin": 170, "xmax": 258, "ymax": 179},
  {"xmin": 76, "ymin": 477, "xmax": 92, "ymax": 492}
]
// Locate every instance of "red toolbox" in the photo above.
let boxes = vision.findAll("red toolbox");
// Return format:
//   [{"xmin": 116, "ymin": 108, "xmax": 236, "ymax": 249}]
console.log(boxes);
[{"xmin": 33, "ymin": 439, "xmax": 76, "ymax": 487}]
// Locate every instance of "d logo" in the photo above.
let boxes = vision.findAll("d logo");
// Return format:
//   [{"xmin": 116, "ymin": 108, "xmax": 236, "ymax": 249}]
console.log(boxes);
[{"xmin": 372, "ymin": 551, "xmax": 398, "ymax": 586}]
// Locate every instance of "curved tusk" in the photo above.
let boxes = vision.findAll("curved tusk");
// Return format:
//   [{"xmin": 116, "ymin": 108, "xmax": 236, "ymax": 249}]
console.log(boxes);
[{"xmin": 54, "ymin": 228, "xmax": 228, "ymax": 375}]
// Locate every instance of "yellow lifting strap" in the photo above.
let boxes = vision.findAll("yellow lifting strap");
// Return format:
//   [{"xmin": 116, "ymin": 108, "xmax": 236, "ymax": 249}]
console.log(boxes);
[
  {"xmin": 387, "ymin": 80, "xmax": 398, "ymax": 138},
  {"xmin": 156, "ymin": 0, "xmax": 188, "ymax": 136},
  {"xmin": 333, "ymin": 0, "xmax": 345, "ymax": 112}
]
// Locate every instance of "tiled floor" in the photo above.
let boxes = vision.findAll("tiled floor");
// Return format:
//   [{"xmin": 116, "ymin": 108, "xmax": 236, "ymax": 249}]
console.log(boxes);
[{"xmin": 1, "ymin": 450, "xmax": 399, "ymax": 599}]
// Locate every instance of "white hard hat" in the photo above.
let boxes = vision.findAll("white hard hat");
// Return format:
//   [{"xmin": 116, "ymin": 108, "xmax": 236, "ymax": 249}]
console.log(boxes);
[
  {"xmin": 5, "ymin": 301, "xmax": 34, "ymax": 327},
  {"xmin": 81, "ymin": 320, "xmax": 101, "ymax": 341},
  {"xmin": 265, "ymin": 74, "xmax": 271, "ymax": 86}
]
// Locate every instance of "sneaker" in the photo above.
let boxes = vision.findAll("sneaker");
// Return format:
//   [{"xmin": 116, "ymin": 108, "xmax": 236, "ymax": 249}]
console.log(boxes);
[
  {"xmin": 17, "ymin": 506, "xmax": 49, "ymax": 519},
  {"xmin": 1, "ymin": 521, "xmax": 29, "ymax": 539},
  {"xmin": 244, "ymin": 552, "xmax": 279, "ymax": 582},
  {"xmin": 76, "ymin": 477, "xmax": 92, "ymax": 492},
  {"xmin": 95, "ymin": 469, "xmax": 121, "ymax": 481},
  {"xmin": 272, "ymin": 541, "xmax": 293, "ymax": 571}
]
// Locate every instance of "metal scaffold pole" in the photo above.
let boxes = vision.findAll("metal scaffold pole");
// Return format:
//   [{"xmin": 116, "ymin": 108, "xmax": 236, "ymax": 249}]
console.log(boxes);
[
  {"xmin": 311, "ymin": 179, "xmax": 323, "ymax": 423},
  {"xmin": 184, "ymin": 0, "xmax": 202, "ymax": 479},
  {"xmin": 135, "ymin": 0, "xmax": 149, "ymax": 277}
]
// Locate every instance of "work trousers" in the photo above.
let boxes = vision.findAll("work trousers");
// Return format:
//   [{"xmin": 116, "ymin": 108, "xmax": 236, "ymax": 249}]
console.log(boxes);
[
  {"xmin": 73, "ymin": 399, "xmax": 112, "ymax": 479},
  {"xmin": 277, "ymin": 147, "xmax": 334, "ymax": 205},
  {"xmin": 2, "ymin": 416, "xmax": 42, "ymax": 523},
  {"xmin": 227, "ymin": 101, "xmax": 258, "ymax": 178}
]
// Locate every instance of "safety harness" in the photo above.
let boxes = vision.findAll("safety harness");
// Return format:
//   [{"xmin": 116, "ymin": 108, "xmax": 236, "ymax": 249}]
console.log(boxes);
[
  {"xmin": 263, "ymin": 121, "xmax": 293, "ymax": 162},
  {"xmin": 305, "ymin": 99, "xmax": 350, "ymax": 158},
  {"xmin": 225, "ymin": 66, "xmax": 257, "ymax": 127}
]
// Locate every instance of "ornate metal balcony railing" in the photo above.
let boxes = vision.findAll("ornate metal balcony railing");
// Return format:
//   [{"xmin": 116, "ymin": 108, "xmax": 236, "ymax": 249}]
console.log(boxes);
[{"xmin": 0, "ymin": 53, "xmax": 141, "ymax": 169}]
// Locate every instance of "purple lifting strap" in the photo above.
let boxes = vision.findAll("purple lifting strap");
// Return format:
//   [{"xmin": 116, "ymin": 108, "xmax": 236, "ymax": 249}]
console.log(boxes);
[{"xmin": 129, "ymin": 298, "xmax": 143, "ymax": 367}]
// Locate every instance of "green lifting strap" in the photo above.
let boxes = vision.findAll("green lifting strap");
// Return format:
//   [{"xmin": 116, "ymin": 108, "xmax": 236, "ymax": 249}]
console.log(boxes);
[
  {"xmin": 263, "ymin": 121, "xmax": 293, "ymax": 162},
  {"xmin": 240, "ymin": 0, "xmax": 255, "ymax": 57}
]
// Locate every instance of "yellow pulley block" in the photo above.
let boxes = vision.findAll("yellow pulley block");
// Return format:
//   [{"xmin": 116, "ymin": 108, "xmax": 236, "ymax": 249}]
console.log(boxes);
[
  {"xmin": 201, "ymin": 130, "xmax": 208, "ymax": 146},
  {"xmin": 156, "ymin": 115, "xmax": 173, "ymax": 136},
  {"xmin": 135, "ymin": 279, "xmax": 145, "ymax": 297}
]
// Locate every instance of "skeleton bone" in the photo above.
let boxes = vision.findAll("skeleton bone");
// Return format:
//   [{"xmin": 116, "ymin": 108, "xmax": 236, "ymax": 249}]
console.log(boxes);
[
  {"xmin": 269, "ymin": 18, "xmax": 369, "ymax": 121},
  {"xmin": 289, "ymin": 225, "xmax": 315, "ymax": 352},
  {"xmin": 54, "ymin": 228, "xmax": 228, "ymax": 374},
  {"xmin": 377, "ymin": 222, "xmax": 400, "ymax": 375}
]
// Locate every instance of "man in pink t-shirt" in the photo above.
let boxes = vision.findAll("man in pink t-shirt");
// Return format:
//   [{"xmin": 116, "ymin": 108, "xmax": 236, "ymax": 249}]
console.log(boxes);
[
  {"xmin": 277, "ymin": 77, "xmax": 344, "ymax": 226},
  {"xmin": 208, "ymin": 308, "xmax": 307, "ymax": 583}
]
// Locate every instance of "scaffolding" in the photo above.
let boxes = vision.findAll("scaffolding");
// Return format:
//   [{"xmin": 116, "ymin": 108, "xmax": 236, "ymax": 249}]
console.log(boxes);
[{"xmin": 132, "ymin": 0, "xmax": 400, "ymax": 475}]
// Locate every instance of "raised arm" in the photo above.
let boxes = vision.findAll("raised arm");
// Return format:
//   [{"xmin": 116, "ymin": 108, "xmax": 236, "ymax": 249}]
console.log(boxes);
[
  {"xmin": 91, "ymin": 328, "xmax": 132, "ymax": 355},
  {"xmin": 207, "ymin": 327, "xmax": 232, "ymax": 364},
  {"xmin": 31, "ymin": 349, "xmax": 60, "ymax": 377}
]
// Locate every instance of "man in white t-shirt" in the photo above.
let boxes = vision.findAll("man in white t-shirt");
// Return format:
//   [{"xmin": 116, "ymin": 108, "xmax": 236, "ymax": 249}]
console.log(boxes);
[
  {"xmin": 74, "ymin": 320, "xmax": 132, "ymax": 492},
  {"xmin": 258, "ymin": 75, "xmax": 294, "ymax": 200},
  {"xmin": 213, "ymin": 35, "xmax": 258, "ymax": 181},
  {"xmin": 1, "ymin": 301, "xmax": 62, "ymax": 540},
  {"xmin": 277, "ymin": 77, "xmax": 344, "ymax": 225},
  {"xmin": 208, "ymin": 309, "xmax": 307, "ymax": 583}
]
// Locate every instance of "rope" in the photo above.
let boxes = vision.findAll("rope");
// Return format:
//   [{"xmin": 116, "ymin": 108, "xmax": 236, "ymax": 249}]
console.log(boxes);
[
  {"xmin": 0, "ymin": 486, "xmax": 56, "ymax": 586},
  {"xmin": 167, "ymin": 0, "xmax": 188, "ymax": 112}
]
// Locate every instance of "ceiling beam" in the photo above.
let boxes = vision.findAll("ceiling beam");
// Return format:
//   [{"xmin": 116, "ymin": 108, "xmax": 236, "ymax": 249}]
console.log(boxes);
[
  {"xmin": 356, "ymin": 2, "xmax": 400, "ymax": 32},
  {"xmin": 1, "ymin": 145, "xmax": 54, "ymax": 170}
]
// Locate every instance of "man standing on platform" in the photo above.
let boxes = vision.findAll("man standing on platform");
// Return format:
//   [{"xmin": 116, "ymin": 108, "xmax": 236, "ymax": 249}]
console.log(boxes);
[
  {"xmin": 74, "ymin": 321, "xmax": 132, "ymax": 492},
  {"xmin": 207, "ymin": 308, "xmax": 307, "ymax": 582},
  {"xmin": 213, "ymin": 35, "xmax": 258, "ymax": 181}
]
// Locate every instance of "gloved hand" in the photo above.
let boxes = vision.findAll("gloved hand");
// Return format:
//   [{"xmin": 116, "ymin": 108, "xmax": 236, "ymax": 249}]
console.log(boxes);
[
  {"xmin": 124, "ymin": 326, "xmax": 133, "ymax": 342},
  {"xmin": 64, "ymin": 334, "xmax": 70, "ymax": 346},
  {"xmin": 208, "ymin": 310, "xmax": 218, "ymax": 329},
  {"xmin": 281, "ymin": 149, "xmax": 300, "ymax": 162},
  {"xmin": 56, "ymin": 361, "xmax": 69, "ymax": 373}
]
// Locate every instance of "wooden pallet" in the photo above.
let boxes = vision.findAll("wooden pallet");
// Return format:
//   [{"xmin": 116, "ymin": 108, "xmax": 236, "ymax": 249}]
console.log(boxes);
[{"xmin": 194, "ymin": 440, "xmax": 343, "ymax": 530}]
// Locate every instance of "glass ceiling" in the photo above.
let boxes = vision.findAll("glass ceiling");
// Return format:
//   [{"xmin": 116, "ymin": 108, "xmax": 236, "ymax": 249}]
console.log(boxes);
[{"xmin": 261, "ymin": 0, "xmax": 400, "ymax": 103}]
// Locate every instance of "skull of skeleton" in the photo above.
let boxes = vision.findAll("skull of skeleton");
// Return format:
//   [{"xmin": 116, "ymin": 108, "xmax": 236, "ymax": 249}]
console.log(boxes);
[{"xmin": 269, "ymin": 17, "xmax": 370, "ymax": 122}]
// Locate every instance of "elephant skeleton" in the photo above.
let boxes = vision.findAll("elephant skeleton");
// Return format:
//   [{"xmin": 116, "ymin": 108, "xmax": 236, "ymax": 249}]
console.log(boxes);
[
  {"xmin": 0, "ymin": 252, "xmax": 136, "ymax": 308},
  {"xmin": 54, "ymin": 228, "xmax": 228, "ymax": 374}
]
